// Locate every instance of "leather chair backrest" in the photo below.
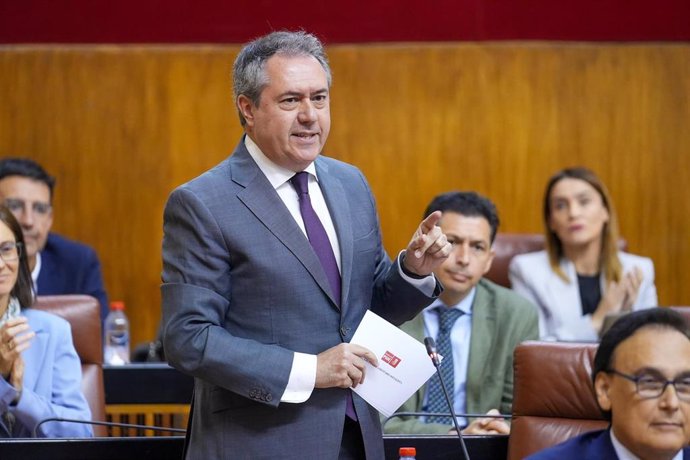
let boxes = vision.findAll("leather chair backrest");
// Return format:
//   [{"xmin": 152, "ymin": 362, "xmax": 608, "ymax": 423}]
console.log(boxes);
[
  {"xmin": 508, "ymin": 341, "xmax": 606, "ymax": 460},
  {"xmin": 486, "ymin": 233, "xmax": 628, "ymax": 288},
  {"xmin": 486, "ymin": 233, "xmax": 545, "ymax": 288},
  {"xmin": 34, "ymin": 295, "xmax": 106, "ymax": 436}
]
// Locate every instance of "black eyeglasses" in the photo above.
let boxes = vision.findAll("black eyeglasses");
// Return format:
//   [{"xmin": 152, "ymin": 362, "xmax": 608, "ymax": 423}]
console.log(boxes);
[
  {"xmin": 607, "ymin": 369, "xmax": 690, "ymax": 401},
  {"xmin": 0, "ymin": 241, "xmax": 22, "ymax": 263}
]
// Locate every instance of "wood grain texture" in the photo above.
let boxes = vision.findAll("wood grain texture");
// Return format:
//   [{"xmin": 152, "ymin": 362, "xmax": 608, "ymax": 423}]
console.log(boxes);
[{"xmin": 1, "ymin": 43, "xmax": 688, "ymax": 345}]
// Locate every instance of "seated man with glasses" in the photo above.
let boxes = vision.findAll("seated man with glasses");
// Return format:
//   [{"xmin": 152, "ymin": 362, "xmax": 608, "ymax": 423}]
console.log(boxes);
[
  {"xmin": 0, "ymin": 158, "xmax": 108, "ymax": 322},
  {"xmin": 527, "ymin": 307, "xmax": 690, "ymax": 460}
]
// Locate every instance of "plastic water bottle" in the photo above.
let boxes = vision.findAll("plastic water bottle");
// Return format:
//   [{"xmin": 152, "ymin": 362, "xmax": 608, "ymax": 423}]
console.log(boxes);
[
  {"xmin": 104, "ymin": 301, "xmax": 130, "ymax": 365},
  {"xmin": 399, "ymin": 447, "xmax": 416, "ymax": 459}
]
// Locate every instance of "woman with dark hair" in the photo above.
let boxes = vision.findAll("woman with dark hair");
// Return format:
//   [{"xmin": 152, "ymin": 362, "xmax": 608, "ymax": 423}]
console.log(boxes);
[
  {"xmin": 509, "ymin": 167, "xmax": 657, "ymax": 341},
  {"xmin": 0, "ymin": 205, "xmax": 92, "ymax": 437}
]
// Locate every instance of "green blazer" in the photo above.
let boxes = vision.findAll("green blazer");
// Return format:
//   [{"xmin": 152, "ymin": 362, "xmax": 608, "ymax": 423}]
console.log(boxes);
[{"xmin": 383, "ymin": 278, "xmax": 538, "ymax": 434}]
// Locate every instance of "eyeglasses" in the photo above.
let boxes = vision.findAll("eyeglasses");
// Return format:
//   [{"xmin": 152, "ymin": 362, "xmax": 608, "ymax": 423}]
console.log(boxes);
[
  {"xmin": 4, "ymin": 198, "xmax": 52, "ymax": 217},
  {"xmin": 0, "ymin": 241, "xmax": 22, "ymax": 263},
  {"xmin": 607, "ymin": 369, "xmax": 690, "ymax": 401}
]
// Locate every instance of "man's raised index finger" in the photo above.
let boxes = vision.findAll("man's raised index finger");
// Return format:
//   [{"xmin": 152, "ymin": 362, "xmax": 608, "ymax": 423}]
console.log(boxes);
[{"xmin": 420, "ymin": 210, "xmax": 442, "ymax": 233}]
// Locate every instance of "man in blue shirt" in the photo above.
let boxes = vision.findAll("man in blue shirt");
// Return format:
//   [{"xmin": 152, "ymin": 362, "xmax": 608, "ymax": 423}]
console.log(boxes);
[{"xmin": 384, "ymin": 191, "xmax": 539, "ymax": 435}]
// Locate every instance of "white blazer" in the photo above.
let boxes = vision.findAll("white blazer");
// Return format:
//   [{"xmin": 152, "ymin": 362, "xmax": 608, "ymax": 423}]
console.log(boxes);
[{"xmin": 509, "ymin": 250, "xmax": 658, "ymax": 341}]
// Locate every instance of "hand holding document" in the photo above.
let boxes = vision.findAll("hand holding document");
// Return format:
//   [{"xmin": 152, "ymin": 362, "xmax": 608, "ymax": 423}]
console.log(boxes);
[{"xmin": 350, "ymin": 310, "xmax": 437, "ymax": 417}]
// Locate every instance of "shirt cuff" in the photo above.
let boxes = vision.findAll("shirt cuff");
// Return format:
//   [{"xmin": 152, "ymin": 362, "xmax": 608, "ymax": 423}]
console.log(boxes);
[
  {"xmin": 397, "ymin": 250, "xmax": 437, "ymax": 297},
  {"xmin": 280, "ymin": 352, "xmax": 317, "ymax": 403}
]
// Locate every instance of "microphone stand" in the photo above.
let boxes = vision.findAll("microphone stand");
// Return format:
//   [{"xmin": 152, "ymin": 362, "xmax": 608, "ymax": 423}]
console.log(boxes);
[
  {"xmin": 424, "ymin": 337, "xmax": 471, "ymax": 460},
  {"xmin": 33, "ymin": 417, "xmax": 187, "ymax": 438}
]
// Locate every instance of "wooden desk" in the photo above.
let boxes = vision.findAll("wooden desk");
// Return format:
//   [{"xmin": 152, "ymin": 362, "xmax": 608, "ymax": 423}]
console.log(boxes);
[{"xmin": 104, "ymin": 363, "xmax": 193, "ymax": 436}]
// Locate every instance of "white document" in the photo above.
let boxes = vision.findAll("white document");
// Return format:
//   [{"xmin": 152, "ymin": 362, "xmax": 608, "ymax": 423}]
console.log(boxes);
[{"xmin": 350, "ymin": 310, "xmax": 437, "ymax": 417}]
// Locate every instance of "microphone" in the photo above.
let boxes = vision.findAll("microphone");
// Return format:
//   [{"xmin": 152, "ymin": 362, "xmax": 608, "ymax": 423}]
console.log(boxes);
[
  {"xmin": 424, "ymin": 336, "xmax": 441, "ymax": 366},
  {"xmin": 33, "ymin": 417, "xmax": 187, "ymax": 438},
  {"xmin": 424, "ymin": 337, "xmax": 471, "ymax": 460}
]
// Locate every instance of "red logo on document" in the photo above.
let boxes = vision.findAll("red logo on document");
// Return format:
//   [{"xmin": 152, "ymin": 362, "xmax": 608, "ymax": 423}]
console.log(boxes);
[{"xmin": 382, "ymin": 351, "xmax": 402, "ymax": 368}]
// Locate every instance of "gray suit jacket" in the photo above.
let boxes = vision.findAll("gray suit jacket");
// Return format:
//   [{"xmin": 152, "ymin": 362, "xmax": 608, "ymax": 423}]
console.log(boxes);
[
  {"xmin": 509, "ymin": 250, "xmax": 658, "ymax": 341},
  {"xmin": 383, "ymin": 278, "xmax": 538, "ymax": 434},
  {"xmin": 161, "ymin": 139, "xmax": 439, "ymax": 459}
]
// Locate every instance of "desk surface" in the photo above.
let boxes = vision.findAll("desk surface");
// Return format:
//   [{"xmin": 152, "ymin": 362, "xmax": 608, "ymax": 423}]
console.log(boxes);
[
  {"xmin": 0, "ymin": 435, "xmax": 507, "ymax": 460},
  {"xmin": 384, "ymin": 434, "xmax": 508, "ymax": 460},
  {"xmin": 104, "ymin": 363, "xmax": 193, "ymax": 404},
  {"xmin": 0, "ymin": 437, "xmax": 185, "ymax": 460}
]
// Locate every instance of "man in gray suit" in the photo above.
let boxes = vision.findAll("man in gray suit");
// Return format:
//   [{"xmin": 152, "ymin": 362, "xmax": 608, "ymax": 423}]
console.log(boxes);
[{"xmin": 161, "ymin": 31, "xmax": 451, "ymax": 459}]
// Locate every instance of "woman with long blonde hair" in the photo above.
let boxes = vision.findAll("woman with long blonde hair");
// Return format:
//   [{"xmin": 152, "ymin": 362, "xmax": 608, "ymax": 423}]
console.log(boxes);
[{"xmin": 509, "ymin": 167, "xmax": 657, "ymax": 341}]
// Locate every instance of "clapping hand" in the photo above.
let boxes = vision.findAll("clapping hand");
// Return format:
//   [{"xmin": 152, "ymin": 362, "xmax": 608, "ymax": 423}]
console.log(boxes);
[{"xmin": 0, "ymin": 317, "xmax": 34, "ymax": 380}]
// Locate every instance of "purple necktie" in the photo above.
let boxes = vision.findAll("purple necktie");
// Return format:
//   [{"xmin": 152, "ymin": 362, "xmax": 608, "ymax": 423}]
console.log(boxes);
[
  {"xmin": 290, "ymin": 172, "xmax": 341, "ymax": 306},
  {"xmin": 290, "ymin": 172, "xmax": 357, "ymax": 420}
]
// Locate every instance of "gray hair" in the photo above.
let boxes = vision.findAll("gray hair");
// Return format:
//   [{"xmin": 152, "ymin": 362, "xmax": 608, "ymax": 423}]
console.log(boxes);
[{"xmin": 232, "ymin": 30, "xmax": 332, "ymax": 126}]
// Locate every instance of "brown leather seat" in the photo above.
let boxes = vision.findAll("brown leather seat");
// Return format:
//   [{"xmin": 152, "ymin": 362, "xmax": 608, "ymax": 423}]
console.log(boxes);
[
  {"xmin": 508, "ymin": 341, "xmax": 607, "ymax": 460},
  {"xmin": 34, "ymin": 295, "xmax": 106, "ymax": 436},
  {"xmin": 486, "ymin": 233, "xmax": 628, "ymax": 288},
  {"xmin": 486, "ymin": 233, "xmax": 545, "ymax": 288}
]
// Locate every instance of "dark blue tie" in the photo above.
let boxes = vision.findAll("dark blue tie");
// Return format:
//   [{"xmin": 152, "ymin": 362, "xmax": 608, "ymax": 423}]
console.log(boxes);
[
  {"xmin": 291, "ymin": 172, "xmax": 357, "ymax": 420},
  {"xmin": 426, "ymin": 307, "xmax": 464, "ymax": 424}
]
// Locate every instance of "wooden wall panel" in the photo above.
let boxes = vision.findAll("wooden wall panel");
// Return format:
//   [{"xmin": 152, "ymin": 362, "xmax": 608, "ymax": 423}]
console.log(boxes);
[{"xmin": 1, "ymin": 43, "xmax": 688, "ymax": 346}]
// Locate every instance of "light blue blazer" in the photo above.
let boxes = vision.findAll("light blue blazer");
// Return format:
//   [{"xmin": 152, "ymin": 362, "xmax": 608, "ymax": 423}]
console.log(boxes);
[
  {"xmin": 509, "ymin": 250, "xmax": 657, "ymax": 341},
  {"xmin": 0, "ymin": 308, "xmax": 92, "ymax": 437}
]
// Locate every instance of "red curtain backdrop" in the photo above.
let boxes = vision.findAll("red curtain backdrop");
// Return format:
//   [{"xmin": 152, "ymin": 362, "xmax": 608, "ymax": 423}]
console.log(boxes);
[{"xmin": 2, "ymin": 0, "xmax": 689, "ymax": 44}]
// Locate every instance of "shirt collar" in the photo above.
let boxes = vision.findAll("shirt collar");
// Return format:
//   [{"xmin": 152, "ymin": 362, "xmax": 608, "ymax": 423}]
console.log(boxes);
[
  {"xmin": 244, "ymin": 135, "xmax": 318, "ymax": 189},
  {"xmin": 31, "ymin": 251, "xmax": 41, "ymax": 286},
  {"xmin": 425, "ymin": 286, "xmax": 476, "ymax": 316},
  {"xmin": 610, "ymin": 427, "xmax": 683, "ymax": 460}
]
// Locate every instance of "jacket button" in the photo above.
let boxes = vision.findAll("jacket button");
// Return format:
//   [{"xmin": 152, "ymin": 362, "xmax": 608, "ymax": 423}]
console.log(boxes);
[
  {"xmin": 340, "ymin": 326, "xmax": 348, "ymax": 338},
  {"xmin": 266, "ymin": 394, "xmax": 273, "ymax": 402}
]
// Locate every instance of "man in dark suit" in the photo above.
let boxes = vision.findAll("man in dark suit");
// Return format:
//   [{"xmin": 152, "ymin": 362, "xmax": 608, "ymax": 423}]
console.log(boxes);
[
  {"xmin": 161, "ymin": 31, "xmax": 452, "ymax": 459},
  {"xmin": 0, "ymin": 158, "xmax": 109, "ymax": 321},
  {"xmin": 528, "ymin": 308, "xmax": 690, "ymax": 460}
]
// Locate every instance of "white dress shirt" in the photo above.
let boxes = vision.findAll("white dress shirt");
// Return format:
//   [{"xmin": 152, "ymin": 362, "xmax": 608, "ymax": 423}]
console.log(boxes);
[
  {"xmin": 244, "ymin": 135, "xmax": 436, "ymax": 403},
  {"xmin": 30, "ymin": 251, "xmax": 42, "ymax": 291}
]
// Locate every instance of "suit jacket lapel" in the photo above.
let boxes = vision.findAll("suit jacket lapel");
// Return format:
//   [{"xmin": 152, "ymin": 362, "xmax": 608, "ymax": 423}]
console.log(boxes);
[
  {"xmin": 555, "ymin": 258, "xmax": 583, "ymax": 315},
  {"xmin": 21, "ymin": 320, "xmax": 48, "ymax": 394},
  {"xmin": 466, "ymin": 284, "xmax": 496, "ymax": 413},
  {"xmin": 232, "ymin": 144, "xmax": 340, "ymax": 309},
  {"xmin": 315, "ymin": 159, "xmax": 351, "ymax": 310},
  {"xmin": 36, "ymin": 247, "xmax": 58, "ymax": 294},
  {"xmin": 406, "ymin": 314, "xmax": 429, "ymax": 404},
  {"xmin": 590, "ymin": 429, "xmax": 617, "ymax": 458}
]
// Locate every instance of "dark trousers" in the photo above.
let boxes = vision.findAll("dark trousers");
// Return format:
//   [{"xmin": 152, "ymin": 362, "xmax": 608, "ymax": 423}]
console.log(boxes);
[{"xmin": 339, "ymin": 417, "xmax": 366, "ymax": 460}]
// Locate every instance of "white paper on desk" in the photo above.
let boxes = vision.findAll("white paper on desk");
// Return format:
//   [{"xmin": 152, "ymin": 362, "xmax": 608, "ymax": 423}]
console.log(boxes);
[{"xmin": 350, "ymin": 310, "xmax": 437, "ymax": 417}]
